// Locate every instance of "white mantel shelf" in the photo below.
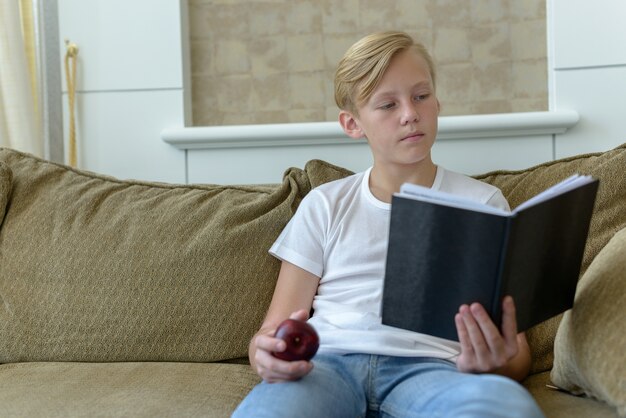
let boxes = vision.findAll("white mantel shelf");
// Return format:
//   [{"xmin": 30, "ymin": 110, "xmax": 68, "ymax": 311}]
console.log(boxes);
[{"xmin": 161, "ymin": 110, "xmax": 580, "ymax": 150}]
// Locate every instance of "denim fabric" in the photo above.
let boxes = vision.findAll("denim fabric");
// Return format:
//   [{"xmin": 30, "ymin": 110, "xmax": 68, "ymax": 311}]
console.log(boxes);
[{"xmin": 232, "ymin": 354, "xmax": 545, "ymax": 418}]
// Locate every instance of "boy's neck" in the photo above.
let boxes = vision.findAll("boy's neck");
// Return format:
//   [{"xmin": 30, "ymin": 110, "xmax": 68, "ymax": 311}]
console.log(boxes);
[{"xmin": 369, "ymin": 161, "xmax": 437, "ymax": 203}]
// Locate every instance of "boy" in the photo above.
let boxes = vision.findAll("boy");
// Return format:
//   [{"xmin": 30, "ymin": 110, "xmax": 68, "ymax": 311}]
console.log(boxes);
[{"xmin": 233, "ymin": 31, "xmax": 545, "ymax": 418}]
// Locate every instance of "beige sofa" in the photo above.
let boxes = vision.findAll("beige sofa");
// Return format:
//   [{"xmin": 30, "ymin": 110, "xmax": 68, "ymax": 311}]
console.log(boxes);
[{"xmin": 0, "ymin": 145, "xmax": 624, "ymax": 418}]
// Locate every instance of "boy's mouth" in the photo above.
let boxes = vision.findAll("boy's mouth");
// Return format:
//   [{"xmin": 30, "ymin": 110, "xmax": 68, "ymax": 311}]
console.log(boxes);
[{"xmin": 400, "ymin": 132, "xmax": 425, "ymax": 142}]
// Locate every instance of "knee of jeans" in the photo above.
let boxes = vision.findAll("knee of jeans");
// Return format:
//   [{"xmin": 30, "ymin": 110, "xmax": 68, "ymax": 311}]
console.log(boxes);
[
  {"xmin": 456, "ymin": 375, "xmax": 544, "ymax": 418},
  {"xmin": 464, "ymin": 375, "xmax": 522, "ymax": 395}
]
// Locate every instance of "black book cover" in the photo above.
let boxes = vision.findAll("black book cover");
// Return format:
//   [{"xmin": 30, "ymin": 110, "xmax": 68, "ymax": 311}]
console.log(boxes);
[{"xmin": 381, "ymin": 179, "xmax": 599, "ymax": 341}]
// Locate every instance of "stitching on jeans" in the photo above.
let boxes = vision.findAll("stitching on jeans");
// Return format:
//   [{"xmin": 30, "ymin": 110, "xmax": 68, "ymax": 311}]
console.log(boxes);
[
  {"xmin": 366, "ymin": 355, "xmax": 379, "ymax": 412},
  {"xmin": 321, "ymin": 353, "xmax": 368, "ymax": 418}
]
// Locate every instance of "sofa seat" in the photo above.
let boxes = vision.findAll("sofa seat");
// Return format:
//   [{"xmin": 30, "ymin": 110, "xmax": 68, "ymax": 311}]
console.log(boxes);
[
  {"xmin": 0, "ymin": 361, "xmax": 616, "ymax": 418},
  {"xmin": 523, "ymin": 372, "xmax": 618, "ymax": 418},
  {"xmin": 0, "ymin": 361, "xmax": 260, "ymax": 417}
]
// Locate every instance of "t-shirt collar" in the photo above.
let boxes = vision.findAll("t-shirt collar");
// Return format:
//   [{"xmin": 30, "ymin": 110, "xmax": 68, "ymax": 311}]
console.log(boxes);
[{"xmin": 362, "ymin": 166, "xmax": 442, "ymax": 211}]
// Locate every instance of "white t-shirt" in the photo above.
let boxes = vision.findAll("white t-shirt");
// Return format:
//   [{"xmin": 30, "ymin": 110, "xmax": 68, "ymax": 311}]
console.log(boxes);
[{"xmin": 269, "ymin": 166, "xmax": 510, "ymax": 360}]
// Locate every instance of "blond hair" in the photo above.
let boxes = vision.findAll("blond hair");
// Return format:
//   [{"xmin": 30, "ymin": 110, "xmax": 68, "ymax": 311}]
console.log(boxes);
[{"xmin": 334, "ymin": 31, "xmax": 436, "ymax": 114}]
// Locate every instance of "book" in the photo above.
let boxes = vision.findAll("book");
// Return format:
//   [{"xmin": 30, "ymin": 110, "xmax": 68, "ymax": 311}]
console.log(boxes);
[{"xmin": 381, "ymin": 175, "xmax": 599, "ymax": 342}]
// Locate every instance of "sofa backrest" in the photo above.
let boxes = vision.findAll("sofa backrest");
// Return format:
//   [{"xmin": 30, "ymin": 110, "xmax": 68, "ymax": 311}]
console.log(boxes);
[
  {"xmin": 0, "ymin": 148, "xmax": 351, "ymax": 363},
  {"xmin": 1, "ymin": 144, "xmax": 625, "ymax": 373}
]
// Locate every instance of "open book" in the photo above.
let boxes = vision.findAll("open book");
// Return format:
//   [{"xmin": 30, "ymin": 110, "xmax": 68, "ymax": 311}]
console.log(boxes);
[{"xmin": 381, "ymin": 175, "xmax": 599, "ymax": 341}]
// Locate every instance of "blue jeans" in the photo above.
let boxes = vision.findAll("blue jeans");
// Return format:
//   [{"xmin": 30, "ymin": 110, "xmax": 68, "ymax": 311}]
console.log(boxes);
[{"xmin": 232, "ymin": 354, "xmax": 545, "ymax": 418}]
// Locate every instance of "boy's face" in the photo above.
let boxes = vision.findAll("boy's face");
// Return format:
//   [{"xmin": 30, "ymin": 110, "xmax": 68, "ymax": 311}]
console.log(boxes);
[{"xmin": 340, "ymin": 48, "xmax": 439, "ymax": 168}]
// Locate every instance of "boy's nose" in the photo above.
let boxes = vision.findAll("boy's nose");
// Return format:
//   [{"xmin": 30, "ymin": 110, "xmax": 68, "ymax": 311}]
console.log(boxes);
[{"xmin": 401, "ymin": 106, "xmax": 419, "ymax": 125}]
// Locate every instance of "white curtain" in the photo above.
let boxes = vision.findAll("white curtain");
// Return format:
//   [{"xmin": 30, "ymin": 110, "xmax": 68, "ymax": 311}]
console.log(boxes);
[{"xmin": 0, "ymin": 0, "xmax": 43, "ymax": 156}]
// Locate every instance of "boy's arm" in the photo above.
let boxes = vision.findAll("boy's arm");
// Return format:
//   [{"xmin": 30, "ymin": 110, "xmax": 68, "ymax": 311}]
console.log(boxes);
[
  {"xmin": 455, "ymin": 296, "xmax": 531, "ymax": 382},
  {"xmin": 249, "ymin": 260, "xmax": 320, "ymax": 383}
]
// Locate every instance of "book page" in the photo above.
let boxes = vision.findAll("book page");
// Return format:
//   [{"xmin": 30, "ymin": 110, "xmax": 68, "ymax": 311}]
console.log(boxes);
[
  {"xmin": 396, "ymin": 173, "xmax": 595, "ymax": 217},
  {"xmin": 396, "ymin": 183, "xmax": 512, "ymax": 216},
  {"xmin": 513, "ymin": 174, "xmax": 595, "ymax": 213}
]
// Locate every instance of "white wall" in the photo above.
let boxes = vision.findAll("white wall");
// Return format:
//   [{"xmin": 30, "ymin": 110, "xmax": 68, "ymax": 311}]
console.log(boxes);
[
  {"xmin": 57, "ymin": 0, "xmax": 190, "ymax": 183},
  {"xmin": 549, "ymin": 0, "xmax": 626, "ymax": 157}
]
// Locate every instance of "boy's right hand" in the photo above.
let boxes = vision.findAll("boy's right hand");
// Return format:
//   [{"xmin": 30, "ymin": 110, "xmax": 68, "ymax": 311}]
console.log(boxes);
[{"xmin": 251, "ymin": 309, "xmax": 314, "ymax": 383}]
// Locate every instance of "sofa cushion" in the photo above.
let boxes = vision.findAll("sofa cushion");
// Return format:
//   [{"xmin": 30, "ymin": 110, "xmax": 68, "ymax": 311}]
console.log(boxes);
[
  {"xmin": 305, "ymin": 159, "xmax": 354, "ymax": 189},
  {"xmin": 550, "ymin": 227, "xmax": 626, "ymax": 416},
  {"xmin": 0, "ymin": 148, "xmax": 346, "ymax": 363},
  {"xmin": 0, "ymin": 361, "xmax": 260, "ymax": 417},
  {"xmin": 524, "ymin": 372, "xmax": 619, "ymax": 418},
  {"xmin": 0, "ymin": 161, "xmax": 11, "ymax": 225},
  {"xmin": 476, "ymin": 143, "xmax": 626, "ymax": 373}
]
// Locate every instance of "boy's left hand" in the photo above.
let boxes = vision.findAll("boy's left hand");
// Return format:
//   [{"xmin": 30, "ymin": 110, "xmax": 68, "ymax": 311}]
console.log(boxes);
[{"xmin": 455, "ymin": 295, "xmax": 519, "ymax": 374}]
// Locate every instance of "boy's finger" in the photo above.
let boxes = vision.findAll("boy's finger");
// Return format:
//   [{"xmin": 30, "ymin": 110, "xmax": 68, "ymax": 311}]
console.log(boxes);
[
  {"xmin": 461, "ymin": 305, "xmax": 490, "ymax": 360},
  {"xmin": 501, "ymin": 296, "xmax": 519, "ymax": 350},
  {"xmin": 469, "ymin": 303, "xmax": 504, "ymax": 354},
  {"xmin": 259, "ymin": 355, "xmax": 311, "ymax": 382},
  {"xmin": 455, "ymin": 312, "xmax": 474, "ymax": 356},
  {"xmin": 255, "ymin": 334, "xmax": 285, "ymax": 353},
  {"xmin": 289, "ymin": 309, "xmax": 310, "ymax": 321}
]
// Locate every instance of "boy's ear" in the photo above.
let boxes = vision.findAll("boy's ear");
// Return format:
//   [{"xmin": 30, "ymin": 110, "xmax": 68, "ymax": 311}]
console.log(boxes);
[{"xmin": 339, "ymin": 110, "xmax": 364, "ymax": 139}]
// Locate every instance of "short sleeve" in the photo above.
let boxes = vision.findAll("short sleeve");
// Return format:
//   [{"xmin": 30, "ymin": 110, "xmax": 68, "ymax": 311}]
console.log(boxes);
[{"xmin": 269, "ymin": 190, "xmax": 329, "ymax": 277}]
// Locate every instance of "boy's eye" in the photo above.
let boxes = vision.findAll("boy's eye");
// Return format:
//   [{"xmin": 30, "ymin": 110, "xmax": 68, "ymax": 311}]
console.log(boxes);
[
  {"xmin": 379, "ymin": 102, "xmax": 395, "ymax": 110},
  {"xmin": 414, "ymin": 94, "xmax": 429, "ymax": 101}
]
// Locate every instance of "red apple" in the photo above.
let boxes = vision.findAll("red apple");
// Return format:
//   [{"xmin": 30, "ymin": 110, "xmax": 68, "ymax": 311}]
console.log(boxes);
[{"xmin": 272, "ymin": 318, "xmax": 319, "ymax": 361}]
